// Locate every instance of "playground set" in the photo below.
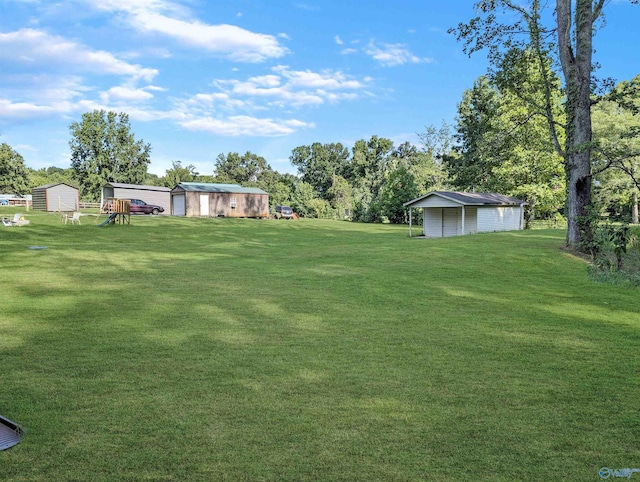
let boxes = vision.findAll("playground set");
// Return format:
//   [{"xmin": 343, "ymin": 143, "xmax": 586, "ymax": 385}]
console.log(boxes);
[{"xmin": 98, "ymin": 198, "xmax": 131, "ymax": 226}]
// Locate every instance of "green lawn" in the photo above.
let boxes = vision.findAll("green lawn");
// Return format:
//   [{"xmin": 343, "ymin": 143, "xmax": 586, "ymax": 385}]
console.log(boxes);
[{"xmin": 1, "ymin": 209, "xmax": 639, "ymax": 481}]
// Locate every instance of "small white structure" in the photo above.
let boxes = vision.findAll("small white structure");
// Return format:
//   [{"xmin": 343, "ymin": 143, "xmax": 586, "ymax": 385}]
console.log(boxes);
[
  {"xmin": 32, "ymin": 183, "xmax": 79, "ymax": 212},
  {"xmin": 403, "ymin": 191, "xmax": 526, "ymax": 238}
]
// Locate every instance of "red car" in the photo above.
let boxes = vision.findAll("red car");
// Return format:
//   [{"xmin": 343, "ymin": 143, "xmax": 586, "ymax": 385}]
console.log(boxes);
[{"xmin": 127, "ymin": 199, "xmax": 164, "ymax": 215}]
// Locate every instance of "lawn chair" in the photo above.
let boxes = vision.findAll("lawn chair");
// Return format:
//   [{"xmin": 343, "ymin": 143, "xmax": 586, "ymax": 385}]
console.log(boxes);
[
  {"xmin": 10, "ymin": 213, "xmax": 29, "ymax": 226},
  {"xmin": 2, "ymin": 217, "xmax": 13, "ymax": 227},
  {"xmin": 67, "ymin": 212, "xmax": 81, "ymax": 225},
  {"xmin": 0, "ymin": 414, "xmax": 25, "ymax": 451}
]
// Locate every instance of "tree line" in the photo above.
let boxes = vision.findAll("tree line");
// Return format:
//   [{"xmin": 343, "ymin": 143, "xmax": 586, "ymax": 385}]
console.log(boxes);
[
  {"xmin": 1, "ymin": 71, "xmax": 638, "ymax": 226},
  {"xmin": 2, "ymin": 0, "xmax": 639, "ymax": 251}
]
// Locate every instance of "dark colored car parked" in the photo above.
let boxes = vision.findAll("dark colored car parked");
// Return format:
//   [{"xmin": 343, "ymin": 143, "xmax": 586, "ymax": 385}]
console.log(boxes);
[
  {"xmin": 128, "ymin": 199, "xmax": 164, "ymax": 215},
  {"xmin": 274, "ymin": 205, "xmax": 293, "ymax": 219}
]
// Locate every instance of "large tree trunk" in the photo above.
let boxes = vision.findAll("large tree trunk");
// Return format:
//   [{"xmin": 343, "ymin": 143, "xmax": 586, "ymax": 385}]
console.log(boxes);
[
  {"xmin": 633, "ymin": 189, "xmax": 639, "ymax": 225},
  {"xmin": 556, "ymin": 0, "xmax": 599, "ymax": 247}
]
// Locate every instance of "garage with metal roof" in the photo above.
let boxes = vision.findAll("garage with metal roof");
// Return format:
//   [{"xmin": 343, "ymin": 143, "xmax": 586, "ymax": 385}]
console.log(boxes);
[
  {"xmin": 170, "ymin": 182, "xmax": 269, "ymax": 218},
  {"xmin": 403, "ymin": 191, "xmax": 526, "ymax": 238},
  {"xmin": 101, "ymin": 183, "xmax": 171, "ymax": 215}
]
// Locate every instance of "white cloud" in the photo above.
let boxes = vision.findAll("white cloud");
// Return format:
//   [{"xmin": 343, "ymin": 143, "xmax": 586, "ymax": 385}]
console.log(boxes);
[
  {"xmin": 273, "ymin": 66, "xmax": 364, "ymax": 90},
  {"xmin": 100, "ymin": 86, "xmax": 155, "ymax": 103},
  {"xmin": 340, "ymin": 48, "xmax": 358, "ymax": 55},
  {"xmin": 335, "ymin": 35, "xmax": 343, "ymax": 45},
  {"xmin": 0, "ymin": 28, "xmax": 158, "ymax": 81},
  {"xmin": 365, "ymin": 40, "xmax": 432, "ymax": 67},
  {"xmin": 180, "ymin": 115, "xmax": 312, "ymax": 136},
  {"xmin": 209, "ymin": 66, "xmax": 370, "ymax": 109},
  {"xmin": 0, "ymin": 73, "xmax": 94, "ymax": 119},
  {"xmin": 185, "ymin": 92, "xmax": 249, "ymax": 112},
  {"xmin": 137, "ymin": 14, "xmax": 288, "ymax": 62},
  {"xmin": 0, "ymin": 99, "xmax": 59, "ymax": 119},
  {"xmin": 88, "ymin": 0, "xmax": 289, "ymax": 62},
  {"xmin": 168, "ymin": 65, "xmax": 367, "ymax": 137},
  {"xmin": 293, "ymin": 3, "xmax": 319, "ymax": 11}
]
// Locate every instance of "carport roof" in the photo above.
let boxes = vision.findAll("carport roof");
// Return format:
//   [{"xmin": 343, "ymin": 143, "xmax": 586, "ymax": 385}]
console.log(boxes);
[
  {"xmin": 404, "ymin": 191, "xmax": 526, "ymax": 207},
  {"xmin": 104, "ymin": 182, "xmax": 171, "ymax": 192}
]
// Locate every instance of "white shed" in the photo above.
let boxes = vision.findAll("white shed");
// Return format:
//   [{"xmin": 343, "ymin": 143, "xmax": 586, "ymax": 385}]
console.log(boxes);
[
  {"xmin": 32, "ymin": 183, "xmax": 80, "ymax": 212},
  {"xmin": 403, "ymin": 191, "xmax": 526, "ymax": 238}
]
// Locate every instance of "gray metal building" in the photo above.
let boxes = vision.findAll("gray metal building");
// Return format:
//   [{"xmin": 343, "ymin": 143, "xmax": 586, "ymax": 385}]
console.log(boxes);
[{"xmin": 101, "ymin": 183, "xmax": 171, "ymax": 215}]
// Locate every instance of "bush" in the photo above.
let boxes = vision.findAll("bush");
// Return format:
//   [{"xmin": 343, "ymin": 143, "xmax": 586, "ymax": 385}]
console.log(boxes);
[{"xmin": 588, "ymin": 223, "xmax": 640, "ymax": 287}]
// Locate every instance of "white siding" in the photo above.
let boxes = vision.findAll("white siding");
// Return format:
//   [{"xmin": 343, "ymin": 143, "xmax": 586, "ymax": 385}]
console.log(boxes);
[
  {"xmin": 47, "ymin": 185, "xmax": 79, "ymax": 211},
  {"xmin": 423, "ymin": 208, "xmax": 443, "ymax": 237},
  {"xmin": 442, "ymin": 208, "xmax": 461, "ymax": 237},
  {"xmin": 423, "ymin": 207, "xmax": 477, "ymax": 237},
  {"xmin": 464, "ymin": 206, "xmax": 478, "ymax": 234},
  {"xmin": 412, "ymin": 195, "xmax": 461, "ymax": 208},
  {"xmin": 477, "ymin": 206, "xmax": 522, "ymax": 233}
]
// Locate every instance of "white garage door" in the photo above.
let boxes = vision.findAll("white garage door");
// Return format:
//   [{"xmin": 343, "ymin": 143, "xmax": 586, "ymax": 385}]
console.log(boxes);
[
  {"xmin": 442, "ymin": 208, "xmax": 460, "ymax": 237},
  {"xmin": 173, "ymin": 194, "xmax": 185, "ymax": 216}
]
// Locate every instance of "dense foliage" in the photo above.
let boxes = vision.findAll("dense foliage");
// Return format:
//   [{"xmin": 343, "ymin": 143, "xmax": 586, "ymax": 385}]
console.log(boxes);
[
  {"xmin": 449, "ymin": 0, "xmax": 635, "ymax": 249},
  {"xmin": 0, "ymin": 143, "xmax": 31, "ymax": 195},
  {"xmin": 448, "ymin": 70, "xmax": 566, "ymax": 225},
  {"xmin": 69, "ymin": 110, "xmax": 151, "ymax": 201}
]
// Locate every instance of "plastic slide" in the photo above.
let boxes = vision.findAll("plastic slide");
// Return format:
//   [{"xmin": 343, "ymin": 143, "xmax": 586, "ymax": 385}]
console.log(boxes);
[{"xmin": 97, "ymin": 212, "xmax": 119, "ymax": 227}]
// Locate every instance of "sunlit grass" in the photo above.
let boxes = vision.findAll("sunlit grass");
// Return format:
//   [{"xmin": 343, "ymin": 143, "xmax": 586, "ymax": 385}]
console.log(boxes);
[{"xmin": 1, "ymin": 208, "xmax": 639, "ymax": 480}]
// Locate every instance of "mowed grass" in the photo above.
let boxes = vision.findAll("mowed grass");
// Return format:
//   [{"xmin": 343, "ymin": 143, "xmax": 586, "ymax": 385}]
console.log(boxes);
[{"xmin": 1, "ymin": 209, "xmax": 639, "ymax": 481}]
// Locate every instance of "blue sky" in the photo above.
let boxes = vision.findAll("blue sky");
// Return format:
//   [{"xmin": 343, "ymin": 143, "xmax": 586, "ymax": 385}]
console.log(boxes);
[{"xmin": 1, "ymin": 0, "xmax": 638, "ymax": 177}]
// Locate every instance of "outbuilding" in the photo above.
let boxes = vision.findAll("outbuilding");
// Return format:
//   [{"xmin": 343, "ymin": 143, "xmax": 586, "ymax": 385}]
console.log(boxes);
[
  {"xmin": 171, "ymin": 182, "xmax": 269, "ymax": 218},
  {"xmin": 32, "ymin": 183, "xmax": 80, "ymax": 212},
  {"xmin": 403, "ymin": 191, "xmax": 526, "ymax": 238},
  {"xmin": 101, "ymin": 183, "xmax": 171, "ymax": 215}
]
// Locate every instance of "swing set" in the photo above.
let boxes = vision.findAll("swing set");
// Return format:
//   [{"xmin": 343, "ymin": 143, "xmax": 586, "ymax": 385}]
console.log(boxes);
[{"xmin": 97, "ymin": 198, "xmax": 131, "ymax": 226}]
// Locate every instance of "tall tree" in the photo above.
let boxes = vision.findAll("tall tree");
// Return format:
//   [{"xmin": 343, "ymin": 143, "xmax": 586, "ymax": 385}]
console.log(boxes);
[
  {"xmin": 449, "ymin": 64, "xmax": 566, "ymax": 223},
  {"xmin": 289, "ymin": 181, "xmax": 318, "ymax": 218},
  {"xmin": 213, "ymin": 151, "xmax": 272, "ymax": 186},
  {"xmin": 289, "ymin": 142, "xmax": 350, "ymax": 199},
  {"xmin": 69, "ymin": 110, "xmax": 151, "ymax": 201},
  {"xmin": 163, "ymin": 161, "xmax": 198, "ymax": 187},
  {"xmin": 326, "ymin": 175, "xmax": 353, "ymax": 217},
  {"xmin": 378, "ymin": 165, "xmax": 419, "ymax": 224},
  {"xmin": 446, "ymin": 76, "xmax": 502, "ymax": 191},
  {"xmin": 391, "ymin": 140, "xmax": 448, "ymax": 193},
  {"xmin": 0, "ymin": 143, "xmax": 30, "ymax": 195},
  {"xmin": 349, "ymin": 136, "xmax": 393, "ymax": 195},
  {"xmin": 449, "ymin": 0, "xmax": 635, "ymax": 248},
  {"xmin": 348, "ymin": 136, "xmax": 394, "ymax": 222}
]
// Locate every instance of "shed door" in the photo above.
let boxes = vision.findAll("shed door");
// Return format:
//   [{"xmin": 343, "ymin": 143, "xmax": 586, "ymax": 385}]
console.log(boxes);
[
  {"xmin": 200, "ymin": 194, "xmax": 210, "ymax": 217},
  {"xmin": 442, "ymin": 208, "xmax": 460, "ymax": 237},
  {"xmin": 173, "ymin": 194, "xmax": 185, "ymax": 216}
]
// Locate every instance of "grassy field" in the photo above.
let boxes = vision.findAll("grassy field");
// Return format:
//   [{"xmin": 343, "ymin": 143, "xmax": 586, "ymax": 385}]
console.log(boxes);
[{"xmin": 1, "ymin": 208, "xmax": 639, "ymax": 481}]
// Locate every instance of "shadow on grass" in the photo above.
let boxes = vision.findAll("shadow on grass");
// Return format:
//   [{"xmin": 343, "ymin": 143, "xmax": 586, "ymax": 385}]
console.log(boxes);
[{"xmin": 2, "ymin": 215, "xmax": 640, "ymax": 480}]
